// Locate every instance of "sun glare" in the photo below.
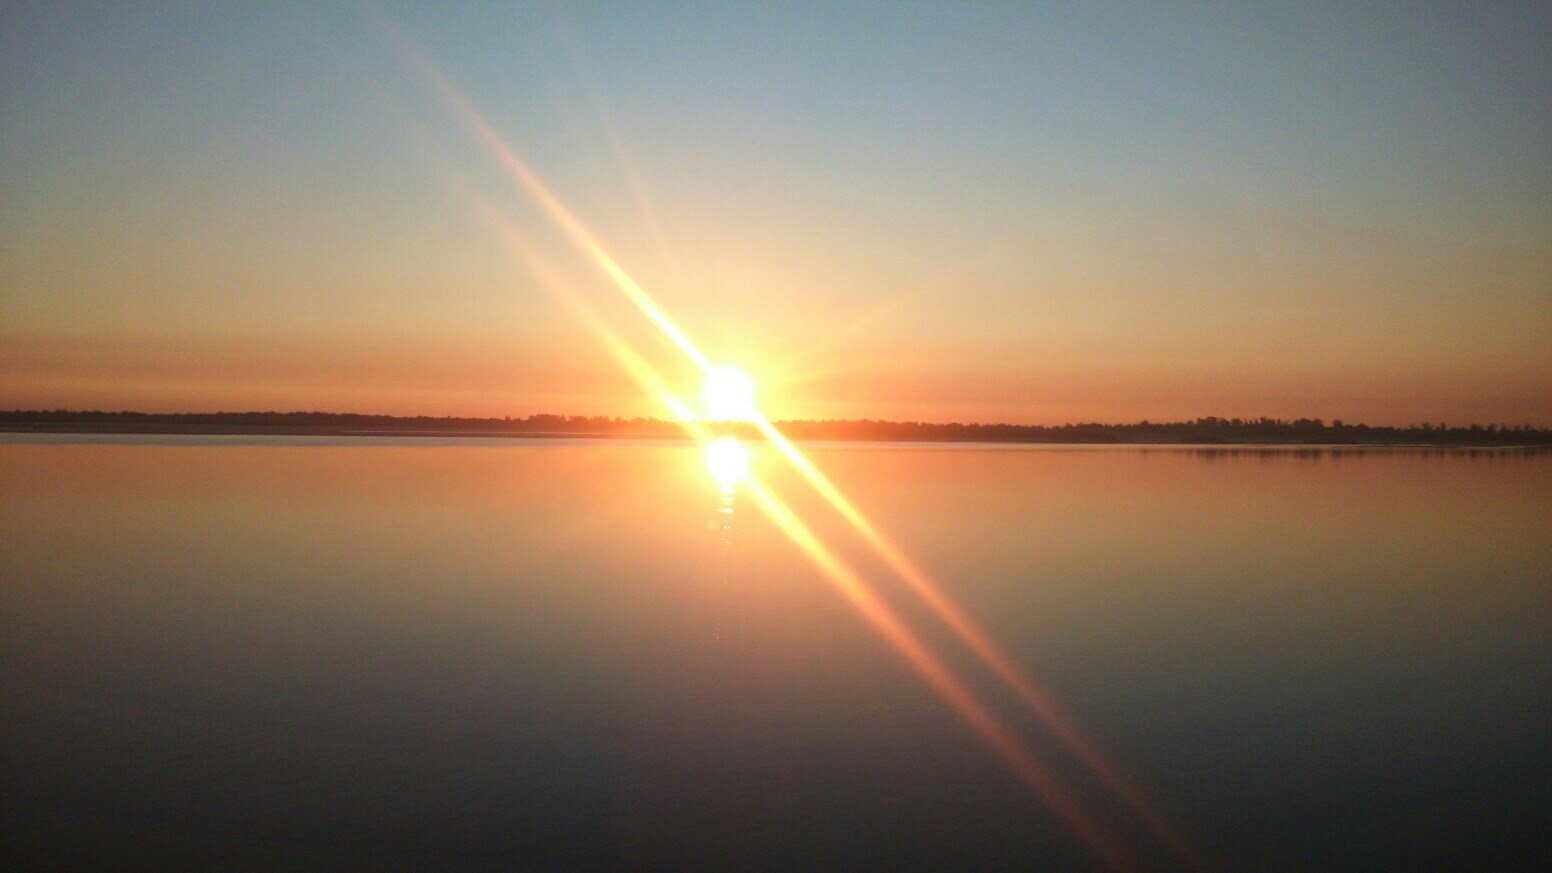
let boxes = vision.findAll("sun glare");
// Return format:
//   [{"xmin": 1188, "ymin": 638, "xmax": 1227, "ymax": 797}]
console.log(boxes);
[
  {"xmin": 701, "ymin": 366, "xmax": 756, "ymax": 421},
  {"xmin": 706, "ymin": 437, "xmax": 751, "ymax": 491},
  {"xmin": 380, "ymin": 25, "xmax": 1203, "ymax": 869}
]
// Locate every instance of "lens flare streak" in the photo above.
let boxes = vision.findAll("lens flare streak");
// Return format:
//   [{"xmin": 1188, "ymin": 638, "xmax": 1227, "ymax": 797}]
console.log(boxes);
[
  {"xmin": 375, "ymin": 13, "xmax": 1201, "ymax": 868},
  {"xmin": 372, "ymin": 15, "xmax": 713, "ymax": 375},
  {"xmin": 738, "ymin": 476, "xmax": 1134, "ymax": 871},
  {"xmin": 744, "ymin": 412, "xmax": 1202, "ymax": 869}
]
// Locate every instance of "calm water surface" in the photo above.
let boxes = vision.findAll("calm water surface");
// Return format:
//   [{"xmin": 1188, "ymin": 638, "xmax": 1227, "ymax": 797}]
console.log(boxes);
[{"xmin": 3, "ymin": 437, "xmax": 1549, "ymax": 870}]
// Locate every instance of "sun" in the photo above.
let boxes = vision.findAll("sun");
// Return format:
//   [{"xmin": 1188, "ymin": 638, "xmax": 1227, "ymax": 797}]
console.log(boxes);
[{"xmin": 701, "ymin": 366, "xmax": 757, "ymax": 421}]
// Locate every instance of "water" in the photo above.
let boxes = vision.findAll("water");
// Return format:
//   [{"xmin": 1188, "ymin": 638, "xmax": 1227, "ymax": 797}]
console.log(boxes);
[{"xmin": 3, "ymin": 437, "xmax": 1549, "ymax": 870}]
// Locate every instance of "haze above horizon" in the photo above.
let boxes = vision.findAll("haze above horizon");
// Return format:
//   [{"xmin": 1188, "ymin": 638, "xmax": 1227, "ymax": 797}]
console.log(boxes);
[{"xmin": 3, "ymin": 3, "xmax": 1549, "ymax": 426}]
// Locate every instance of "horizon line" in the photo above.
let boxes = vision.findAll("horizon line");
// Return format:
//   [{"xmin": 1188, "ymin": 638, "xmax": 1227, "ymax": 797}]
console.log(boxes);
[{"xmin": 4, "ymin": 408, "xmax": 1549, "ymax": 434}]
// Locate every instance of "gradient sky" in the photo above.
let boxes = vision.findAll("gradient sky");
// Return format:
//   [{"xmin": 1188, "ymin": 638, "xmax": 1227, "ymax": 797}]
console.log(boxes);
[{"xmin": 3, "ymin": 2, "xmax": 1549, "ymax": 425}]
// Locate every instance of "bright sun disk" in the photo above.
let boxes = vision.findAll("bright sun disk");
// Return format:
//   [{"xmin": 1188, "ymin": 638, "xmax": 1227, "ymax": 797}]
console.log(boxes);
[{"xmin": 702, "ymin": 366, "xmax": 756, "ymax": 421}]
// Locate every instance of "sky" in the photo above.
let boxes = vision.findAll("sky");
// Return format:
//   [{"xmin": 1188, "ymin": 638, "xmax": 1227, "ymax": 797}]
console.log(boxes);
[{"xmin": 3, "ymin": 2, "xmax": 1549, "ymax": 425}]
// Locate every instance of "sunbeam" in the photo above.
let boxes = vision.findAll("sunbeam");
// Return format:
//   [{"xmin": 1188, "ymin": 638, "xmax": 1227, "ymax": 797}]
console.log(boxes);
[
  {"xmin": 373, "ymin": 10, "xmax": 1200, "ymax": 869},
  {"xmin": 477, "ymin": 198, "xmax": 1127, "ymax": 862},
  {"xmin": 743, "ymin": 409, "xmax": 1205, "ymax": 870}
]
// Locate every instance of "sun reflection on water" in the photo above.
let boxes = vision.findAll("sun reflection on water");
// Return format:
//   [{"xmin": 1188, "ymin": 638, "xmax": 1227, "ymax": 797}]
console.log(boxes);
[
  {"xmin": 705, "ymin": 436, "xmax": 750, "ymax": 494},
  {"xmin": 705, "ymin": 437, "xmax": 749, "ymax": 640}
]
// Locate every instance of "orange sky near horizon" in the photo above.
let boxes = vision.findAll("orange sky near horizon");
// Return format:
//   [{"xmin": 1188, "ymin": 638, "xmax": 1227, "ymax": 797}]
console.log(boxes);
[{"xmin": 4, "ymin": 325, "xmax": 1546, "ymax": 427}]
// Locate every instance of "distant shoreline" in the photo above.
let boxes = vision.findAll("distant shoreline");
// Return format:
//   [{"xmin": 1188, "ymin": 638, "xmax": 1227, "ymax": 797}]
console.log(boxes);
[
  {"xmin": 4, "ymin": 411, "xmax": 1549, "ymax": 447},
  {"xmin": 0, "ymin": 422, "xmax": 699, "ymax": 442},
  {"xmin": 5, "ymin": 426, "xmax": 1549, "ymax": 451}
]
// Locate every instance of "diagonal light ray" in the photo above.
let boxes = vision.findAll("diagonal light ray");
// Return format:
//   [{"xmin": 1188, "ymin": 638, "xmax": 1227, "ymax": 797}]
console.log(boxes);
[
  {"xmin": 473, "ymin": 198, "xmax": 696, "ymax": 423},
  {"xmin": 545, "ymin": 6, "xmax": 691, "ymax": 295},
  {"xmin": 474, "ymin": 194, "xmax": 1126, "ymax": 864},
  {"xmin": 744, "ymin": 410, "xmax": 1205, "ymax": 870},
  {"xmin": 478, "ymin": 208, "xmax": 1131, "ymax": 869},
  {"xmin": 372, "ymin": 15, "xmax": 712, "ymax": 375},
  {"xmin": 373, "ymin": 12, "xmax": 1196, "ymax": 869},
  {"xmin": 735, "ymin": 475, "xmax": 1135, "ymax": 872}
]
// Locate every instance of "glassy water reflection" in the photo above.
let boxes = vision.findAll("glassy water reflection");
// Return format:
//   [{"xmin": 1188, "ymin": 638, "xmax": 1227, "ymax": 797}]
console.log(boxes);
[{"xmin": 2, "ymin": 438, "xmax": 1549, "ymax": 870}]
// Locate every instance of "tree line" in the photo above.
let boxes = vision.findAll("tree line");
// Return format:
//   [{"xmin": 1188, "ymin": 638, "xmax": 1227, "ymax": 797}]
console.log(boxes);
[{"xmin": 4, "ymin": 409, "xmax": 1549, "ymax": 445}]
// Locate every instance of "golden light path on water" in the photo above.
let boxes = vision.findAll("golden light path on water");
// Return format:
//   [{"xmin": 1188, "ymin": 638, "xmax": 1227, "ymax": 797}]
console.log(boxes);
[
  {"xmin": 705, "ymin": 437, "xmax": 751, "ymax": 494},
  {"xmin": 375, "ymin": 13, "xmax": 1200, "ymax": 870}
]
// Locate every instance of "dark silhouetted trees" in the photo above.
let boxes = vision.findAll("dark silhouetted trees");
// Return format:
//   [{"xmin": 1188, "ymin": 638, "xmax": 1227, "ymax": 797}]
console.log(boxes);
[{"xmin": 3, "ymin": 409, "xmax": 1549, "ymax": 445}]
